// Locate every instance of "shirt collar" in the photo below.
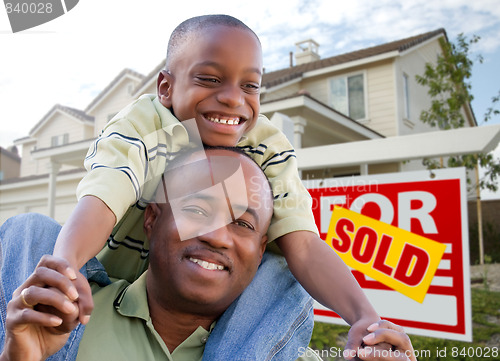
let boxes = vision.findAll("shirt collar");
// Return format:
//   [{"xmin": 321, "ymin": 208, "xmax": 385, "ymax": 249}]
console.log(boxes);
[
  {"xmin": 151, "ymin": 95, "xmax": 191, "ymax": 151},
  {"xmin": 113, "ymin": 271, "xmax": 215, "ymax": 359}
]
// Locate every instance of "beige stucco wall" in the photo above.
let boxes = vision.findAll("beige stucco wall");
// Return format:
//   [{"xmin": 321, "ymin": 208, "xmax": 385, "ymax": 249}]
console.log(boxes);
[
  {"xmin": 0, "ymin": 172, "xmax": 83, "ymax": 224},
  {"xmin": 90, "ymin": 77, "xmax": 143, "ymax": 135},
  {"xmin": 19, "ymin": 139, "xmax": 37, "ymax": 177}
]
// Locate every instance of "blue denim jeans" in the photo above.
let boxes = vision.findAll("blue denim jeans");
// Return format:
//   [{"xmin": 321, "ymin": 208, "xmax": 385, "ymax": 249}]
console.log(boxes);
[{"xmin": 0, "ymin": 213, "xmax": 313, "ymax": 360}]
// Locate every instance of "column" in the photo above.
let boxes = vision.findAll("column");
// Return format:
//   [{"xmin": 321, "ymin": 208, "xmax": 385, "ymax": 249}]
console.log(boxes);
[
  {"xmin": 47, "ymin": 161, "xmax": 61, "ymax": 218},
  {"xmin": 292, "ymin": 116, "xmax": 307, "ymax": 149}
]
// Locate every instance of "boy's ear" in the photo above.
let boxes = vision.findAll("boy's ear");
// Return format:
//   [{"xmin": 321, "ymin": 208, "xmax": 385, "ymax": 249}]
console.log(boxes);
[
  {"xmin": 144, "ymin": 203, "xmax": 161, "ymax": 239},
  {"xmin": 157, "ymin": 70, "xmax": 174, "ymax": 108}
]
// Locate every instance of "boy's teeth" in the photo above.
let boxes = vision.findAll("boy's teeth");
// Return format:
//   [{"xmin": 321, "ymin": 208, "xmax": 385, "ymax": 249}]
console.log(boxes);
[
  {"xmin": 208, "ymin": 116, "xmax": 240, "ymax": 125},
  {"xmin": 189, "ymin": 257, "xmax": 224, "ymax": 271}
]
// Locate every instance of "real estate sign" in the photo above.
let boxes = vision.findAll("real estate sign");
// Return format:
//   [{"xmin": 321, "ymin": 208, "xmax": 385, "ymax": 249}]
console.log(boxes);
[{"xmin": 304, "ymin": 167, "xmax": 472, "ymax": 341}]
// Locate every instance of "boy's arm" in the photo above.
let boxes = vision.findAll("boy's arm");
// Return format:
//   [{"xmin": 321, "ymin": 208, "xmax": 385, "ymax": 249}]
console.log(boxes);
[
  {"xmin": 276, "ymin": 231, "xmax": 380, "ymax": 358},
  {"xmin": 53, "ymin": 195, "xmax": 115, "ymax": 270},
  {"xmin": 51, "ymin": 195, "xmax": 115, "ymax": 323}
]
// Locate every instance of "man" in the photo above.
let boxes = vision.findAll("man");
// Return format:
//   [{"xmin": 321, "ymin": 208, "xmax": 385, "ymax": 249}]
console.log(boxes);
[
  {"xmin": 1, "ymin": 147, "xmax": 320, "ymax": 361},
  {"xmin": 0, "ymin": 147, "xmax": 416, "ymax": 361}
]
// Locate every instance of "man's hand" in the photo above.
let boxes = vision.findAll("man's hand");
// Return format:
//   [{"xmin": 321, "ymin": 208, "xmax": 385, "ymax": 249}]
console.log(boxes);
[
  {"xmin": 0, "ymin": 255, "xmax": 83, "ymax": 361},
  {"xmin": 356, "ymin": 320, "xmax": 417, "ymax": 361}
]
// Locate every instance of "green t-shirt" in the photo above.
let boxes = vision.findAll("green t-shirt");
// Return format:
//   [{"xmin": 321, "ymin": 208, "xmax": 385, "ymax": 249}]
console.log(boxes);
[{"xmin": 76, "ymin": 272, "xmax": 322, "ymax": 361}]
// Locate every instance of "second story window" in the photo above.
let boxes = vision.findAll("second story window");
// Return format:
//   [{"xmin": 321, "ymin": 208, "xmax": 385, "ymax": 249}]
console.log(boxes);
[
  {"xmin": 51, "ymin": 133, "xmax": 69, "ymax": 147},
  {"xmin": 329, "ymin": 73, "xmax": 366, "ymax": 120}
]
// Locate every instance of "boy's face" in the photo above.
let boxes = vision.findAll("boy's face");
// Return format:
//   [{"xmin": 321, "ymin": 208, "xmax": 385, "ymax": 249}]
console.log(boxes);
[{"xmin": 158, "ymin": 25, "xmax": 263, "ymax": 146}]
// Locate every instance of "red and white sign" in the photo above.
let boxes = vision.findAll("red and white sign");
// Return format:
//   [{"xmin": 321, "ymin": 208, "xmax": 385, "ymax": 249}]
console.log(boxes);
[{"xmin": 304, "ymin": 167, "xmax": 472, "ymax": 341}]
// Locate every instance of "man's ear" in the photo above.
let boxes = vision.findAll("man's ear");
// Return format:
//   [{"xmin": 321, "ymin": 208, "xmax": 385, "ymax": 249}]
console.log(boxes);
[
  {"xmin": 259, "ymin": 235, "xmax": 268, "ymax": 259},
  {"xmin": 144, "ymin": 203, "xmax": 161, "ymax": 239},
  {"xmin": 157, "ymin": 70, "xmax": 174, "ymax": 108}
]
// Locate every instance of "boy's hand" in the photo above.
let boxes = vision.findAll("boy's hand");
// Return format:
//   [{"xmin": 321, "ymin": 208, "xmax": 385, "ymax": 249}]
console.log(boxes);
[
  {"xmin": 1, "ymin": 255, "xmax": 81, "ymax": 361},
  {"xmin": 70, "ymin": 269, "xmax": 93, "ymax": 326},
  {"xmin": 35, "ymin": 258, "xmax": 93, "ymax": 333},
  {"xmin": 357, "ymin": 320, "xmax": 416, "ymax": 361}
]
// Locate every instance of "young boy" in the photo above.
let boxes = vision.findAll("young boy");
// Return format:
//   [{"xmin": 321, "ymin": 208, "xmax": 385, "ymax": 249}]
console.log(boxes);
[{"xmin": 53, "ymin": 14, "xmax": 379, "ymax": 359}]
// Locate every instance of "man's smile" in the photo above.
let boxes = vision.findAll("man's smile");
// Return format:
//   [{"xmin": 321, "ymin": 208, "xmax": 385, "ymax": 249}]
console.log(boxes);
[{"xmin": 189, "ymin": 257, "xmax": 226, "ymax": 271}]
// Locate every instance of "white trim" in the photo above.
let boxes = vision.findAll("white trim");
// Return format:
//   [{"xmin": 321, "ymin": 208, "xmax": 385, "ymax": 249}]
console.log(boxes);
[
  {"xmin": 85, "ymin": 74, "xmax": 143, "ymax": 114},
  {"xmin": 261, "ymin": 95, "xmax": 381, "ymax": 139},
  {"xmin": 30, "ymin": 108, "xmax": 93, "ymax": 137},
  {"xmin": 14, "ymin": 137, "xmax": 36, "ymax": 146},
  {"xmin": 304, "ymin": 51, "xmax": 399, "ymax": 80},
  {"xmin": 296, "ymin": 124, "xmax": 500, "ymax": 171},
  {"xmin": 261, "ymin": 76, "xmax": 302, "ymax": 94},
  {"xmin": 133, "ymin": 75, "xmax": 157, "ymax": 97},
  {"xmin": 398, "ymin": 33, "xmax": 446, "ymax": 57},
  {"xmin": 0, "ymin": 170, "xmax": 85, "ymax": 192}
]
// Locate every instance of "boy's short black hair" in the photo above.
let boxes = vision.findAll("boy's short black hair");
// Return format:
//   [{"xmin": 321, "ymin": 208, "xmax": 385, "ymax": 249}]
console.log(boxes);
[{"xmin": 165, "ymin": 14, "xmax": 260, "ymax": 70}]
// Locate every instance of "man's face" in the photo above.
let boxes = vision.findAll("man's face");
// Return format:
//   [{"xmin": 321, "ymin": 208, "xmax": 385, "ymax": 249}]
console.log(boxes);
[
  {"xmin": 145, "ymin": 149, "xmax": 272, "ymax": 317},
  {"xmin": 157, "ymin": 25, "xmax": 263, "ymax": 147}
]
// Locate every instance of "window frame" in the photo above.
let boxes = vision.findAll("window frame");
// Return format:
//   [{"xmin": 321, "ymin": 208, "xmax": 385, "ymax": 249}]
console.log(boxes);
[
  {"xmin": 328, "ymin": 71, "xmax": 368, "ymax": 121},
  {"xmin": 403, "ymin": 72, "xmax": 410, "ymax": 120}
]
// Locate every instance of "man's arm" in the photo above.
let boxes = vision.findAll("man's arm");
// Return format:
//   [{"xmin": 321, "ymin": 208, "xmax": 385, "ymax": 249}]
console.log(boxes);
[
  {"xmin": 276, "ymin": 231, "xmax": 380, "ymax": 358},
  {"xmin": 0, "ymin": 256, "xmax": 82, "ymax": 361}
]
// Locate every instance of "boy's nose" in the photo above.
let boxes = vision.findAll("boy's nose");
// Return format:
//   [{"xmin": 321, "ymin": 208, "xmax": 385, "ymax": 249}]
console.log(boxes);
[{"xmin": 217, "ymin": 85, "xmax": 244, "ymax": 108}]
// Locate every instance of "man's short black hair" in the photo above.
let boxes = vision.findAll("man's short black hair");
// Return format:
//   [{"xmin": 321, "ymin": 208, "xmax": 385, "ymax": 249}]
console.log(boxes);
[
  {"xmin": 156, "ymin": 145, "xmax": 273, "ymax": 204},
  {"xmin": 165, "ymin": 14, "xmax": 260, "ymax": 70}
]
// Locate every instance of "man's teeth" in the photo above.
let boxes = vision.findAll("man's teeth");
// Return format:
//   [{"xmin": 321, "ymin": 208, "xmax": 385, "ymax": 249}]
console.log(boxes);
[
  {"xmin": 189, "ymin": 257, "xmax": 225, "ymax": 271},
  {"xmin": 207, "ymin": 116, "xmax": 240, "ymax": 125}
]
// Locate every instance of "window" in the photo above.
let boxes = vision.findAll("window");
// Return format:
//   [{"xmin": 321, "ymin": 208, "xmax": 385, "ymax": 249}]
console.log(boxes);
[
  {"xmin": 403, "ymin": 73, "xmax": 410, "ymax": 119},
  {"xmin": 330, "ymin": 73, "xmax": 366, "ymax": 120},
  {"xmin": 51, "ymin": 133, "xmax": 69, "ymax": 147}
]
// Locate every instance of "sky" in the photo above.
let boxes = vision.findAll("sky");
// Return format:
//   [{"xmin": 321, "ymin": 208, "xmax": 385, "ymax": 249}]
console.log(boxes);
[{"xmin": 1, "ymin": 0, "xmax": 499, "ymax": 196}]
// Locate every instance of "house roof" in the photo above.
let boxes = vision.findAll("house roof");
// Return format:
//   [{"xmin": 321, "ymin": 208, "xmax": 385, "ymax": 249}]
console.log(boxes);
[
  {"xmin": 133, "ymin": 61, "xmax": 164, "ymax": 96},
  {"xmin": 262, "ymin": 28, "xmax": 446, "ymax": 89},
  {"xmin": 0, "ymin": 146, "xmax": 21, "ymax": 162},
  {"xmin": 29, "ymin": 104, "xmax": 94, "ymax": 136},
  {"xmin": 84, "ymin": 68, "xmax": 145, "ymax": 113}
]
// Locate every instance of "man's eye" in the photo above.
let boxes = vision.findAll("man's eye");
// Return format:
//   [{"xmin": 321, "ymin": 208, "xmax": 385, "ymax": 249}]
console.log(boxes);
[
  {"xmin": 182, "ymin": 206, "xmax": 208, "ymax": 217},
  {"xmin": 233, "ymin": 219, "xmax": 254, "ymax": 230}
]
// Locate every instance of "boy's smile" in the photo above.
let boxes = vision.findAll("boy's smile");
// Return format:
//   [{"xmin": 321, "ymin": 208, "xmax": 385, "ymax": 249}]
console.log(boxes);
[{"xmin": 157, "ymin": 25, "xmax": 263, "ymax": 146}]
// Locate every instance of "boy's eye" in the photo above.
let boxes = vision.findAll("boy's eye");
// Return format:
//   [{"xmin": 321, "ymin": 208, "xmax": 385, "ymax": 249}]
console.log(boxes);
[
  {"xmin": 245, "ymin": 83, "xmax": 260, "ymax": 89},
  {"xmin": 242, "ymin": 82, "xmax": 260, "ymax": 92},
  {"xmin": 196, "ymin": 76, "xmax": 219, "ymax": 84}
]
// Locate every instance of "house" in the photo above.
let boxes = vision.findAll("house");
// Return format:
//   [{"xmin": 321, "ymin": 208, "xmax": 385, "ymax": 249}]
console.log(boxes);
[
  {"xmin": 0, "ymin": 28, "xmax": 478, "ymax": 224},
  {"xmin": 0, "ymin": 146, "xmax": 21, "ymax": 181}
]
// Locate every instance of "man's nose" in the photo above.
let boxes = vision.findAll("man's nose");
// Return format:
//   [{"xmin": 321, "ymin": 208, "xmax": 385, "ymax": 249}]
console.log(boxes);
[
  {"xmin": 216, "ymin": 84, "xmax": 244, "ymax": 108},
  {"xmin": 199, "ymin": 224, "xmax": 233, "ymax": 249}
]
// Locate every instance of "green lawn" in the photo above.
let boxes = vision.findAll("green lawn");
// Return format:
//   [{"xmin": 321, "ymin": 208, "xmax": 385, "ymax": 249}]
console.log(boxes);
[{"xmin": 309, "ymin": 288, "xmax": 500, "ymax": 361}]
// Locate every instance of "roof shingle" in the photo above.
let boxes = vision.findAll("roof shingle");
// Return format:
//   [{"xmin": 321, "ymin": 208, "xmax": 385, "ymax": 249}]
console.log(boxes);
[{"xmin": 262, "ymin": 28, "xmax": 446, "ymax": 89}]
